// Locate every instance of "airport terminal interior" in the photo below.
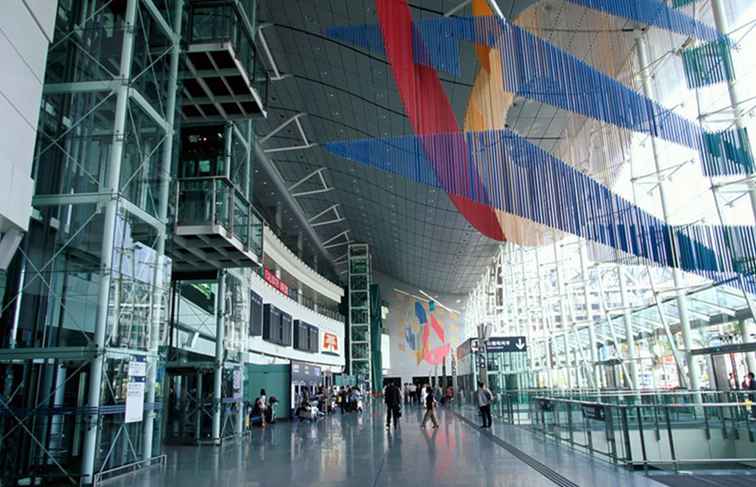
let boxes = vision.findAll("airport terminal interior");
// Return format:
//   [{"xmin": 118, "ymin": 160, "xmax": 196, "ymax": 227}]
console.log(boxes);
[{"xmin": 3, "ymin": 0, "xmax": 756, "ymax": 485}]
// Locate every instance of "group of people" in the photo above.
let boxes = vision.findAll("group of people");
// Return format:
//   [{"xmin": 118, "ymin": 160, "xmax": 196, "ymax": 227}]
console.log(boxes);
[
  {"xmin": 734, "ymin": 372, "xmax": 756, "ymax": 417},
  {"xmin": 384, "ymin": 382, "xmax": 438, "ymax": 429},
  {"xmin": 293, "ymin": 385, "xmax": 365, "ymax": 420},
  {"xmin": 384, "ymin": 382, "xmax": 446, "ymax": 430},
  {"xmin": 401, "ymin": 383, "xmax": 456, "ymax": 405},
  {"xmin": 247, "ymin": 389, "xmax": 278, "ymax": 427},
  {"xmin": 337, "ymin": 386, "xmax": 364, "ymax": 413}
]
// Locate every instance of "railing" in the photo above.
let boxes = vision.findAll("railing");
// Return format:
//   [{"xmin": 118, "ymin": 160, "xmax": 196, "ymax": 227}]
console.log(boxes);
[
  {"xmin": 188, "ymin": 0, "xmax": 269, "ymax": 106},
  {"xmin": 530, "ymin": 398, "xmax": 756, "ymax": 469},
  {"xmin": 267, "ymin": 281, "xmax": 345, "ymax": 323},
  {"xmin": 175, "ymin": 177, "xmax": 262, "ymax": 257},
  {"xmin": 459, "ymin": 388, "xmax": 756, "ymax": 470}
]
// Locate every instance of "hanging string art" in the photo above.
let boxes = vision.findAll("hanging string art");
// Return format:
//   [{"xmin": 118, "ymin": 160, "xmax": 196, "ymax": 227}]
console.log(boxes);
[
  {"xmin": 326, "ymin": 8, "xmax": 749, "ymax": 176},
  {"xmin": 323, "ymin": 0, "xmax": 756, "ymax": 290}
]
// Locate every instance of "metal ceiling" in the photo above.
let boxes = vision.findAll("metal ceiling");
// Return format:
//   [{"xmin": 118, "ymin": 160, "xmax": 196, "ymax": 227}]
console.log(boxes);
[{"xmin": 252, "ymin": 0, "xmax": 639, "ymax": 294}]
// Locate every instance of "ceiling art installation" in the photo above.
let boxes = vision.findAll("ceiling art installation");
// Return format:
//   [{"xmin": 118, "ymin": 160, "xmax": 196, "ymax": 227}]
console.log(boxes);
[
  {"xmin": 326, "ymin": 5, "xmax": 751, "ymax": 177},
  {"xmin": 321, "ymin": 0, "xmax": 756, "ymax": 291}
]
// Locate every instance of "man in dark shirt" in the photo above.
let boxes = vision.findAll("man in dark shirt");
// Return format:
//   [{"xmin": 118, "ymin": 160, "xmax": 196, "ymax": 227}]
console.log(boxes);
[{"xmin": 384, "ymin": 382, "xmax": 402, "ymax": 429}]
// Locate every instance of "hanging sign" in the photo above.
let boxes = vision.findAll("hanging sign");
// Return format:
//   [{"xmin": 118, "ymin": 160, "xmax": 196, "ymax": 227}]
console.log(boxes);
[
  {"xmin": 486, "ymin": 336, "xmax": 527, "ymax": 353},
  {"xmin": 125, "ymin": 356, "xmax": 146, "ymax": 423}
]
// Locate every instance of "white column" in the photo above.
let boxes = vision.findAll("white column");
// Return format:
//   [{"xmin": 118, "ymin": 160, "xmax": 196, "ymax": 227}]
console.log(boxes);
[
  {"xmin": 618, "ymin": 266, "xmax": 639, "ymax": 389},
  {"xmin": 553, "ymin": 240, "xmax": 572, "ymax": 389},
  {"xmin": 636, "ymin": 34, "xmax": 702, "ymax": 395},
  {"xmin": 212, "ymin": 271, "xmax": 226, "ymax": 444},
  {"xmin": 711, "ymin": 0, "xmax": 756, "ymax": 223},
  {"xmin": 143, "ymin": 0, "xmax": 183, "ymax": 461},
  {"xmin": 236, "ymin": 366, "xmax": 244, "ymax": 436},
  {"xmin": 580, "ymin": 242, "xmax": 600, "ymax": 389},
  {"xmin": 80, "ymin": 1, "xmax": 137, "ymax": 482},
  {"xmin": 741, "ymin": 320, "xmax": 756, "ymax": 375}
]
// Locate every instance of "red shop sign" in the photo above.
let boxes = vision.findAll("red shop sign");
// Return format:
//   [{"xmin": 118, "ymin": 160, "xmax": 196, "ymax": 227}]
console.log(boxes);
[{"xmin": 264, "ymin": 267, "xmax": 289, "ymax": 296}]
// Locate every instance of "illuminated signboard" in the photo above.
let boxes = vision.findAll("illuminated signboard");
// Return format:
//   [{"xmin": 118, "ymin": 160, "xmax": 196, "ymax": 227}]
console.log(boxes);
[
  {"xmin": 264, "ymin": 267, "xmax": 289, "ymax": 296},
  {"xmin": 323, "ymin": 332, "xmax": 339, "ymax": 355}
]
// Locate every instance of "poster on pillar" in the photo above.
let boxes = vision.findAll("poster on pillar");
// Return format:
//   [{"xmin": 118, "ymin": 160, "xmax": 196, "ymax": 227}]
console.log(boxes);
[
  {"xmin": 375, "ymin": 272, "xmax": 466, "ymax": 382},
  {"xmin": 125, "ymin": 356, "xmax": 146, "ymax": 423}
]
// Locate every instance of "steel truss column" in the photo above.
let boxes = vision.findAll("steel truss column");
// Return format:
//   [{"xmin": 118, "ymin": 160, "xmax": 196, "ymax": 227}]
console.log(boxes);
[
  {"xmin": 142, "ymin": 0, "xmax": 183, "ymax": 462},
  {"xmin": 596, "ymin": 269, "xmax": 632, "ymax": 388},
  {"xmin": 534, "ymin": 248, "xmax": 552, "ymax": 388},
  {"xmin": 636, "ymin": 34, "xmax": 702, "ymax": 396},
  {"xmin": 579, "ymin": 242, "xmax": 600, "ymax": 389},
  {"xmin": 80, "ymin": 0, "xmax": 138, "ymax": 483},
  {"xmin": 520, "ymin": 246, "xmax": 532, "ymax": 339},
  {"xmin": 617, "ymin": 266, "xmax": 639, "ymax": 389},
  {"xmin": 645, "ymin": 268, "xmax": 688, "ymax": 388},
  {"xmin": 212, "ymin": 271, "xmax": 226, "ymax": 444},
  {"xmin": 553, "ymin": 240, "xmax": 573, "ymax": 389},
  {"xmin": 565, "ymin": 264, "xmax": 589, "ymax": 389}
]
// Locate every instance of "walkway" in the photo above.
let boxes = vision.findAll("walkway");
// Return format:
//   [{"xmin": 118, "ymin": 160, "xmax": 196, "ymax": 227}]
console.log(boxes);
[{"xmin": 105, "ymin": 404, "xmax": 666, "ymax": 487}]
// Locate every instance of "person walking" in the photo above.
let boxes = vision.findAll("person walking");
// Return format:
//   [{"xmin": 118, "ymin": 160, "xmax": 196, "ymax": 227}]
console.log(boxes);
[
  {"xmin": 257, "ymin": 389, "xmax": 268, "ymax": 427},
  {"xmin": 477, "ymin": 381, "xmax": 493, "ymax": 429},
  {"xmin": 351, "ymin": 386, "xmax": 364, "ymax": 413},
  {"xmin": 421, "ymin": 386, "xmax": 439, "ymax": 428},
  {"xmin": 384, "ymin": 382, "xmax": 402, "ymax": 429},
  {"xmin": 747, "ymin": 372, "xmax": 756, "ymax": 418}
]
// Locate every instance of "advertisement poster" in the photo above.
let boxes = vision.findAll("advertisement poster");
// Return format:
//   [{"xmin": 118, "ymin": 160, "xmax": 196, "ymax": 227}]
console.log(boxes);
[{"xmin": 125, "ymin": 356, "xmax": 146, "ymax": 423}]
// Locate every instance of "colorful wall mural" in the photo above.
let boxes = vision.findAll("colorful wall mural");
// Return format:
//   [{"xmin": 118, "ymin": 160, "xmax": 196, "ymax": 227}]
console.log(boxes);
[
  {"xmin": 376, "ymin": 272, "xmax": 466, "ymax": 381},
  {"xmin": 400, "ymin": 299, "xmax": 458, "ymax": 366}
]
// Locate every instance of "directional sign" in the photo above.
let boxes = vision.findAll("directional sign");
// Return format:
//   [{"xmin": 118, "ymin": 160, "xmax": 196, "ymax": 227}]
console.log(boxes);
[
  {"xmin": 582, "ymin": 404, "xmax": 606, "ymax": 421},
  {"xmin": 486, "ymin": 336, "xmax": 527, "ymax": 353}
]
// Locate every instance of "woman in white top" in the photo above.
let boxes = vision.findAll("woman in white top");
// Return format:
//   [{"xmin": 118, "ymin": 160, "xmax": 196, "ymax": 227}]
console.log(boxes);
[{"xmin": 351, "ymin": 387, "xmax": 363, "ymax": 412}]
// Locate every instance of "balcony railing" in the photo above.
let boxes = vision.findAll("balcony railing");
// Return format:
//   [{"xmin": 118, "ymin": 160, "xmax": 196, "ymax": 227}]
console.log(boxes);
[
  {"xmin": 185, "ymin": 0, "xmax": 269, "ymax": 118},
  {"xmin": 175, "ymin": 176, "xmax": 262, "ymax": 257}
]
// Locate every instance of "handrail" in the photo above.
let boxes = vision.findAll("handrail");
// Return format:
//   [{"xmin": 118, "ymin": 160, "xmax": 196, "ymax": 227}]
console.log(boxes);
[
  {"xmin": 178, "ymin": 176, "xmax": 251, "ymax": 207},
  {"xmin": 532, "ymin": 396, "xmax": 752, "ymax": 408},
  {"xmin": 253, "ymin": 270, "xmax": 344, "ymax": 323}
]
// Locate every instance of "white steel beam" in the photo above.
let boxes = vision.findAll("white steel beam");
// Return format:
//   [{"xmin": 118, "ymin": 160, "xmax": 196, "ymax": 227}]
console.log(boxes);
[
  {"xmin": 260, "ymin": 112, "xmax": 307, "ymax": 144},
  {"xmin": 257, "ymin": 24, "xmax": 286, "ymax": 81}
]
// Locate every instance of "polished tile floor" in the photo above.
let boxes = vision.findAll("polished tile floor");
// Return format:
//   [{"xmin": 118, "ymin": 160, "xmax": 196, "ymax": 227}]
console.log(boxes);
[{"xmin": 107, "ymin": 403, "xmax": 666, "ymax": 487}]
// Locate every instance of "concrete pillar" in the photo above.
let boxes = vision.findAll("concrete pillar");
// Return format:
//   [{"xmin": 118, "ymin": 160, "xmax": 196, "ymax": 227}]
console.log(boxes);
[
  {"xmin": 81, "ymin": 1, "xmax": 137, "ymax": 482},
  {"xmin": 212, "ymin": 271, "xmax": 226, "ymax": 444}
]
